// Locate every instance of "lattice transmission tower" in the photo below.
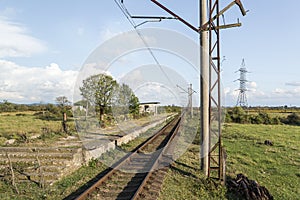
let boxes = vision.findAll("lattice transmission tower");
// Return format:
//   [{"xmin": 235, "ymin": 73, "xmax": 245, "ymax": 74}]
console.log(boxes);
[{"xmin": 235, "ymin": 59, "xmax": 249, "ymax": 107}]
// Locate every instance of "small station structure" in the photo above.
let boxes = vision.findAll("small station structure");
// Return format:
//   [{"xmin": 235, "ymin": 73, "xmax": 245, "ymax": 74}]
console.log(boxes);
[{"xmin": 139, "ymin": 102, "xmax": 160, "ymax": 115}]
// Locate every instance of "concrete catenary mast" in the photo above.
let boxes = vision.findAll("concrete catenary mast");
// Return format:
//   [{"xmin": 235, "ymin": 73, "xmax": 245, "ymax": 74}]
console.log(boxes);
[{"xmin": 117, "ymin": 0, "xmax": 247, "ymax": 182}]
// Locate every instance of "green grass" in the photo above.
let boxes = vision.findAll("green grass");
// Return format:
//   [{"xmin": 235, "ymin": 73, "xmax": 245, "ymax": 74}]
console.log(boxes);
[
  {"xmin": 1, "ymin": 114, "xmax": 299, "ymax": 199},
  {"xmin": 223, "ymin": 123, "xmax": 300, "ymax": 199},
  {"xmin": 0, "ymin": 118, "xmax": 171, "ymax": 199},
  {"xmin": 159, "ymin": 122, "xmax": 299, "ymax": 199},
  {"xmin": 0, "ymin": 111, "xmax": 76, "ymax": 146},
  {"xmin": 0, "ymin": 160, "xmax": 107, "ymax": 200},
  {"xmin": 0, "ymin": 112, "xmax": 59, "ymax": 135},
  {"xmin": 159, "ymin": 144, "xmax": 227, "ymax": 200},
  {"xmin": 158, "ymin": 117, "xmax": 227, "ymax": 200}
]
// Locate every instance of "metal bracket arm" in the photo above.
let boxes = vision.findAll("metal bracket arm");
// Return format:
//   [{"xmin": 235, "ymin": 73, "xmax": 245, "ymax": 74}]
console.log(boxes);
[
  {"xmin": 203, "ymin": 23, "xmax": 242, "ymax": 31},
  {"xmin": 151, "ymin": 0, "xmax": 199, "ymax": 33},
  {"xmin": 131, "ymin": 16, "xmax": 176, "ymax": 20},
  {"xmin": 130, "ymin": 16, "xmax": 176, "ymax": 28},
  {"xmin": 150, "ymin": 0, "xmax": 246, "ymax": 33},
  {"xmin": 235, "ymin": 0, "xmax": 247, "ymax": 16},
  {"xmin": 200, "ymin": 0, "xmax": 247, "ymax": 32}
]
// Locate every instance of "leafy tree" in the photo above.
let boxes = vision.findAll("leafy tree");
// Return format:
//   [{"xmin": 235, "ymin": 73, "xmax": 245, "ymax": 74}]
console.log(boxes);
[
  {"xmin": 129, "ymin": 94, "xmax": 139, "ymax": 118},
  {"xmin": 0, "ymin": 100, "xmax": 15, "ymax": 112},
  {"xmin": 80, "ymin": 74, "xmax": 117, "ymax": 126},
  {"xmin": 113, "ymin": 83, "xmax": 140, "ymax": 118},
  {"xmin": 225, "ymin": 112, "xmax": 233, "ymax": 123},
  {"xmin": 228, "ymin": 106, "xmax": 247, "ymax": 123}
]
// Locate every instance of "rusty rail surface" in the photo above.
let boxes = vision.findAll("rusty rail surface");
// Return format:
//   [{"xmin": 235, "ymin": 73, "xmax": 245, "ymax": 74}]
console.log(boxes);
[{"xmin": 75, "ymin": 115, "xmax": 182, "ymax": 200}]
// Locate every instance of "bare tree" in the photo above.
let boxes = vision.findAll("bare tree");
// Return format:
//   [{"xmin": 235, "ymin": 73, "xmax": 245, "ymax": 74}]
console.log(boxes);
[{"xmin": 56, "ymin": 96, "xmax": 71, "ymax": 133}]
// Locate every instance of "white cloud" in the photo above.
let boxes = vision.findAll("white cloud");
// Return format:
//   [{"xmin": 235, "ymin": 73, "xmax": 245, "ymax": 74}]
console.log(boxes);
[
  {"xmin": 225, "ymin": 81, "xmax": 300, "ymax": 106},
  {"xmin": 248, "ymin": 81, "xmax": 257, "ymax": 89},
  {"xmin": 273, "ymin": 87, "xmax": 300, "ymax": 97},
  {"xmin": 285, "ymin": 81, "xmax": 300, "ymax": 87},
  {"xmin": 0, "ymin": 60, "xmax": 78, "ymax": 103},
  {"xmin": 0, "ymin": 17, "xmax": 46, "ymax": 58}
]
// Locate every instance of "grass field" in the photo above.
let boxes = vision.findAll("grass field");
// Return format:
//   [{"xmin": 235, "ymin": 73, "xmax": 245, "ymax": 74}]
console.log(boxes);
[
  {"xmin": 0, "ymin": 111, "xmax": 76, "ymax": 146},
  {"xmin": 0, "ymin": 112, "xmax": 60, "ymax": 135},
  {"xmin": 0, "ymin": 111, "xmax": 299, "ymax": 199},
  {"xmin": 223, "ymin": 123, "xmax": 300, "ymax": 199},
  {"xmin": 159, "ymin": 122, "xmax": 300, "ymax": 199},
  {"xmin": 158, "ymin": 143, "xmax": 227, "ymax": 200}
]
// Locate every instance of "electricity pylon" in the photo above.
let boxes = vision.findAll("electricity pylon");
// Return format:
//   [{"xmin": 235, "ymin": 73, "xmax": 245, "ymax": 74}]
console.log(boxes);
[{"xmin": 236, "ymin": 59, "xmax": 249, "ymax": 107}]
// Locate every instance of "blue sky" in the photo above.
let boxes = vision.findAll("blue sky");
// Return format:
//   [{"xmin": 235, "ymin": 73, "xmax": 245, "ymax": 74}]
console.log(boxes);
[{"xmin": 0, "ymin": 0, "xmax": 299, "ymax": 106}]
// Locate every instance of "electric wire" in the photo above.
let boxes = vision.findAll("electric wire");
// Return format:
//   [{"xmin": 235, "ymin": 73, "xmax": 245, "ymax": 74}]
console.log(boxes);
[
  {"xmin": 114, "ymin": 0, "xmax": 136, "ymax": 27},
  {"xmin": 114, "ymin": 0, "xmax": 176, "ymax": 88}
]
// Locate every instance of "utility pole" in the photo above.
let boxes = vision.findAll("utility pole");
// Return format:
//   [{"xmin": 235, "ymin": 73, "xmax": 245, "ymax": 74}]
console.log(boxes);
[
  {"xmin": 188, "ymin": 84, "xmax": 194, "ymax": 117},
  {"xmin": 177, "ymin": 84, "xmax": 196, "ymax": 117},
  {"xmin": 116, "ymin": 0, "xmax": 247, "ymax": 181},
  {"xmin": 200, "ymin": 0, "xmax": 209, "ymax": 175}
]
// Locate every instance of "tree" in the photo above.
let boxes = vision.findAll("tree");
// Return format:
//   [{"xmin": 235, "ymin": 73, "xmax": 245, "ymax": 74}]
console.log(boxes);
[
  {"xmin": 80, "ymin": 74, "xmax": 117, "ymax": 126},
  {"xmin": 129, "ymin": 94, "xmax": 139, "ymax": 118},
  {"xmin": 55, "ymin": 96, "xmax": 71, "ymax": 133},
  {"xmin": 0, "ymin": 100, "xmax": 14, "ymax": 112},
  {"xmin": 229, "ymin": 106, "xmax": 247, "ymax": 123},
  {"xmin": 113, "ymin": 83, "xmax": 140, "ymax": 118}
]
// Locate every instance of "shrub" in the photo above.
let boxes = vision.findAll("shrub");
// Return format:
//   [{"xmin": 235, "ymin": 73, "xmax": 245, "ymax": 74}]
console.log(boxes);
[
  {"xmin": 226, "ymin": 107, "xmax": 248, "ymax": 123},
  {"xmin": 0, "ymin": 137, "xmax": 7, "ymax": 146},
  {"xmin": 226, "ymin": 107, "xmax": 282, "ymax": 125},
  {"xmin": 35, "ymin": 111, "xmax": 59, "ymax": 121},
  {"xmin": 15, "ymin": 113, "xmax": 27, "ymax": 116}
]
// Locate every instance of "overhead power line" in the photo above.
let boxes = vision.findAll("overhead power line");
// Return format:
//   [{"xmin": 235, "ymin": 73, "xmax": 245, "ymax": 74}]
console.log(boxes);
[{"xmin": 114, "ymin": 0, "xmax": 176, "ymax": 88}]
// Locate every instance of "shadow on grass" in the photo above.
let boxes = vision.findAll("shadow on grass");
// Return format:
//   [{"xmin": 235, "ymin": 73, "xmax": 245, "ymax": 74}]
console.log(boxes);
[
  {"xmin": 170, "ymin": 164, "xmax": 198, "ymax": 179},
  {"xmin": 174, "ymin": 160, "xmax": 199, "ymax": 171},
  {"xmin": 63, "ymin": 167, "xmax": 112, "ymax": 200}
]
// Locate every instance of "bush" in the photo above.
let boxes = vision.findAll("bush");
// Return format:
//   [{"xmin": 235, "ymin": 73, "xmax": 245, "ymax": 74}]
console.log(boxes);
[
  {"xmin": 35, "ymin": 111, "xmax": 60, "ymax": 121},
  {"xmin": 258, "ymin": 112, "xmax": 272, "ymax": 125},
  {"xmin": 271, "ymin": 116, "xmax": 281, "ymax": 125},
  {"xmin": 0, "ymin": 137, "xmax": 7, "ymax": 146},
  {"xmin": 249, "ymin": 114, "xmax": 262, "ymax": 124},
  {"xmin": 226, "ymin": 107, "xmax": 248, "ymax": 123},
  {"xmin": 16, "ymin": 113, "xmax": 27, "ymax": 116},
  {"xmin": 226, "ymin": 107, "xmax": 282, "ymax": 125}
]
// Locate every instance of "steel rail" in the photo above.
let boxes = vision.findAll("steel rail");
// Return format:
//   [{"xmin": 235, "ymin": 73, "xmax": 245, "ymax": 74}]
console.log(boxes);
[
  {"xmin": 75, "ymin": 115, "xmax": 181, "ymax": 200},
  {"xmin": 131, "ymin": 115, "xmax": 182, "ymax": 199}
]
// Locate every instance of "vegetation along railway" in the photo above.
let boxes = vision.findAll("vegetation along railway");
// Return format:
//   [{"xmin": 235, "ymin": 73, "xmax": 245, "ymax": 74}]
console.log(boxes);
[{"xmin": 75, "ymin": 114, "xmax": 182, "ymax": 200}]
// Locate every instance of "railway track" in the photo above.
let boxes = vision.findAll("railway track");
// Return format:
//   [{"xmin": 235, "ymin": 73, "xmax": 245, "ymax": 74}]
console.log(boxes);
[{"xmin": 75, "ymin": 115, "xmax": 182, "ymax": 200}]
